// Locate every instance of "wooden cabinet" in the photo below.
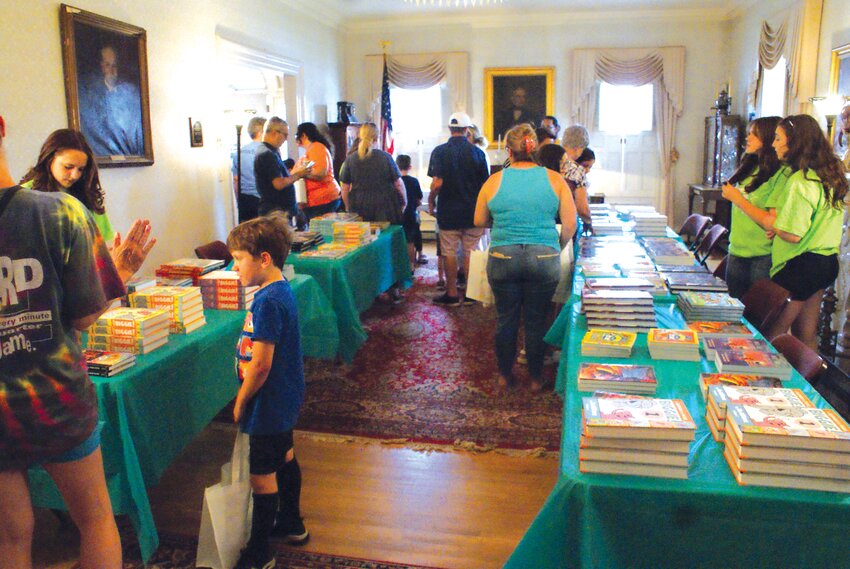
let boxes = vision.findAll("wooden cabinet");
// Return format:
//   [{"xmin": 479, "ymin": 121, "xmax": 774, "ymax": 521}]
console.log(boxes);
[
  {"xmin": 703, "ymin": 115, "xmax": 745, "ymax": 186},
  {"xmin": 688, "ymin": 183, "xmax": 731, "ymax": 228},
  {"xmin": 327, "ymin": 122, "xmax": 361, "ymax": 180}
]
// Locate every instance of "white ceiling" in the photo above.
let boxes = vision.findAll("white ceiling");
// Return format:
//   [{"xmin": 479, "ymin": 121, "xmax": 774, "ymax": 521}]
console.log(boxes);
[{"xmin": 323, "ymin": 0, "xmax": 750, "ymax": 19}]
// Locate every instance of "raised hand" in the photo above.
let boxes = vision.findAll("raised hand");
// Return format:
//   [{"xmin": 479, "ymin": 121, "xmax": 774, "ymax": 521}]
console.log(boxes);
[{"xmin": 111, "ymin": 219, "xmax": 157, "ymax": 283}]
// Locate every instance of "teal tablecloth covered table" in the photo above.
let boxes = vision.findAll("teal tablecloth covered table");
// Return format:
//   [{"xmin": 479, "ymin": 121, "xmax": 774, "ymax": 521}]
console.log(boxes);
[
  {"xmin": 507, "ymin": 300, "xmax": 850, "ymax": 568},
  {"xmin": 27, "ymin": 274, "xmax": 337, "ymax": 562},
  {"xmin": 288, "ymin": 225, "xmax": 412, "ymax": 362}
]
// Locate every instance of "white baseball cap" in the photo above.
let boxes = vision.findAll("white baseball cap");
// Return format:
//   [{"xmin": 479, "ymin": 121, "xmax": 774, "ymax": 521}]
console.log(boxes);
[{"xmin": 448, "ymin": 112, "xmax": 472, "ymax": 128}]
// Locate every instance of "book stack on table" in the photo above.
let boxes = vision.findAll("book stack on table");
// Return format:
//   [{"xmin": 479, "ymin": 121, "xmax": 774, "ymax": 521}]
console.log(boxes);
[
  {"xmin": 156, "ymin": 276, "xmax": 194, "ymax": 287},
  {"xmin": 198, "ymin": 270, "xmax": 257, "ymax": 310},
  {"xmin": 641, "ymin": 237, "xmax": 696, "ymax": 266},
  {"xmin": 124, "ymin": 275, "xmax": 157, "ymax": 294},
  {"xmin": 698, "ymin": 373, "xmax": 784, "ymax": 400},
  {"xmin": 705, "ymin": 385, "xmax": 814, "ymax": 442},
  {"xmin": 664, "ymin": 272, "xmax": 729, "ymax": 293},
  {"xmin": 290, "ymin": 231, "xmax": 324, "ymax": 252},
  {"xmin": 83, "ymin": 349, "xmax": 136, "ymax": 377},
  {"xmin": 654, "ymin": 263, "xmax": 710, "ymax": 274},
  {"xmin": 714, "ymin": 347, "xmax": 794, "ymax": 380},
  {"xmin": 298, "ymin": 243, "xmax": 359, "ymax": 259},
  {"xmin": 309, "ymin": 212, "xmax": 362, "ymax": 239},
  {"xmin": 86, "ymin": 307, "xmax": 170, "ymax": 355},
  {"xmin": 582, "ymin": 289, "xmax": 657, "ymax": 333},
  {"xmin": 579, "ymin": 395, "xmax": 696, "ymax": 479},
  {"xmin": 332, "ymin": 222, "xmax": 373, "ymax": 246},
  {"xmin": 687, "ymin": 321, "xmax": 752, "ymax": 339},
  {"xmin": 647, "ymin": 328, "xmax": 700, "ymax": 361},
  {"xmin": 677, "ymin": 291, "xmax": 744, "ymax": 322},
  {"xmin": 128, "ymin": 286, "xmax": 207, "ymax": 334},
  {"xmin": 630, "ymin": 211, "xmax": 668, "ymax": 237},
  {"xmin": 581, "ymin": 329, "xmax": 637, "ymax": 358},
  {"xmin": 155, "ymin": 258, "xmax": 225, "ymax": 286},
  {"xmin": 702, "ymin": 337, "xmax": 771, "ymax": 360},
  {"xmin": 723, "ymin": 403, "xmax": 850, "ymax": 492},
  {"xmin": 577, "ymin": 363, "xmax": 657, "ymax": 395}
]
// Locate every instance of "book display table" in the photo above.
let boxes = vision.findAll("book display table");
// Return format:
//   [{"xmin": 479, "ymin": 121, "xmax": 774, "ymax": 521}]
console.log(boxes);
[
  {"xmin": 27, "ymin": 274, "xmax": 337, "ymax": 562},
  {"xmin": 288, "ymin": 225, "xmax": 412, "ymax": 362},
  {"xmin": 506, "ymin": 300, "xmax": 850, "ymax": 568}
]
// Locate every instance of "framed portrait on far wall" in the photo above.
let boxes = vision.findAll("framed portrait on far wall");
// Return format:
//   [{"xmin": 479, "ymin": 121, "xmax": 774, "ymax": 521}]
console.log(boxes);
[
  {"xmin": 60, "ymin": 4, "xmax": 153, "ymax": 167},
  {"xmin": 829, "ymin": 42, "xmax": 850, "ymax": 157},
  {"xmin": 484, "ymin": 67, "xmax": 554, "ymax": 149}
]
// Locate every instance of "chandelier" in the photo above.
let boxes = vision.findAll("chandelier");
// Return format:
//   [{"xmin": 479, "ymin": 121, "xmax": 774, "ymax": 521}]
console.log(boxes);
[{"xmin": 403, "ymin": 0, "xmax": 504, "ymax": 6}]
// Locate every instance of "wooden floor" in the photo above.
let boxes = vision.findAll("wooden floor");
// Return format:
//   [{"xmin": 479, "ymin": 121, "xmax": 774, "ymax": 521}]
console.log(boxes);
[{"xmin": 34, "ymin": 423, "xmax": 559, "ymax": 569}]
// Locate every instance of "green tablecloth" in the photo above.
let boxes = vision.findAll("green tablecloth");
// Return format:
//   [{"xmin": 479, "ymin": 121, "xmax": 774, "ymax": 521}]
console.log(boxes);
[
  {"xmin": 508, "ymin": 302, "xmax": 850, "ymax": 568},
  {"xmin": 27, "ymin": 274, "xmax": 337, "ymax": 562},
  {"xmin": 288, "ymin": 225, "xmax": 412, "ymax": 362}
]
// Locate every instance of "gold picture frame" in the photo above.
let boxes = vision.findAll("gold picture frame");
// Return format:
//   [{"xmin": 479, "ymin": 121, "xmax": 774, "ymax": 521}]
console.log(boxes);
[
  {"xmin": 484, "ymin": 67, "xmax": 555, "ymax": 149},
  {"xmin": 829, "ymin": 42, "xmax": 850, "ymax": 97},
  {"xmin": 60, "ymin": 4, "xmax": 154, "ymax": 167}
]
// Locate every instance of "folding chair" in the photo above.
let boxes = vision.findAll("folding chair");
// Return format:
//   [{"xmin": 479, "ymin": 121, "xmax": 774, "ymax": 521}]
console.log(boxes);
[
  {"xmin": 712, "ymin": 254, "xmax": 728, "ymax": 280},
  {"xmin": 677, "ymin": 213, "xmax": 712, "ymax": 250},
  {"xmin": 770, "ymin": 333, "xmax": 827, "ymax": 383},
  {"xmin": 694, "ymin": 224, "xmax": 728, "ymax": 266}
]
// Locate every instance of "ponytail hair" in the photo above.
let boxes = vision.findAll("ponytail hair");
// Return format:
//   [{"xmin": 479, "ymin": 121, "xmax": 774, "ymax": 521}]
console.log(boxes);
[
  {"xmin": 505, "ymin": 123, "xmax": 537, "ymax": 163},
  {"xmin": 358, "ymin": 123, "xmax": 378, "ymax": 159}
]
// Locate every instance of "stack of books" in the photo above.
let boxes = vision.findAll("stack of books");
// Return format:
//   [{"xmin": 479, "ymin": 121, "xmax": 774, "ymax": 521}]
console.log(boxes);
[
  {"xmin": 582, "ymin": 289, "xmax": 657, "ymax": 333},
  {"xmin": 128, "ymin": 286, "xmax": 207, "ymax": 334},
  {"xmin": 705, "ymin": 385, "xmax": 814, "ymax": 442},
  {"xmin": 290, "ymin": 231, "xmax": 324, "ymax": 252},
  {"xmin": 198, "ymin": 270, "xmax": 258, "ymax": 310},
  {"xmin": 584, "ymin": 277, "xmax": 657, "ymax": 295},
  {"xmin": 581, "ymin": 329, "xmax": 637, "ymax": 358},
  {"xmin": 332, "ymin": 222, "xmax": 372, "ymax": 246},
  {"xmin": 124, "ymin": 275, "xmax": 157, "ymax": 294},
  {"xmin": 663, "ymin": 272, "xmax": 729, "ymax": 293},
  {"xmin": 687, "ymin": 321, "xmax": 752, "ymax": 340},
  {"xmin": 580, "ymin": 263, "xmax": 622, "ymax": 278},
  {"xmin": 156, "ymin": 276, "xmax": 194, "ymax": 287},
  {"xmin": 641, "ymin": 237, "xmax": 696, "ymax": 266},
  {"xmin": 86, "ymin": 307, "xmax": 170, "ymax": 355},
  {"xmin": 309, "ymin": 212, "xmax": 362, "ymax": 239},
  {"xmin": 298, "ymin": 243, "xmax": 359, "ymax": 258},
  {"xmin": 702, "ymin": 337, "xmax": 770, "ymax": 360},
  {"xmin": 579, "ymin": 396, "xmax": 696, "ymax": 479},
  {"xmin": 647, "ymin": 328, "xmax": 700, "ymax": 361},
  {"xmin": 677, "ymin": 291, "xmax": 745, "ymax": 322},
  {"xmin": 698, "ymin": 372, "xmax": 784, "ymax": 400},
  {"xmin": 591, "ymin": 219, "xmax": 627, "ymax": 236},
  {"xmin": 155, "ymin": 258, "xmax": 225, "ymax": 285},
  {"xmin": 714, "ymin": 347, "xmax": 794, "ymax": 380},
  {"xmin": 83, "ymin": 349, "xmax": 136, "ymax": 377},
  {"xmin": 654, "ymin": 263, "xmax": 710, "ymax": 275},
  {"xmin": 631, "ymin": 211, "xmax": 668, "ymax": 237},
  {"xmin": 723, "ymin": 404, "xmax": 850, "ymax": 492},
  {"xmin": 577, "ymin": 363, "xmax": 658, "ymax": 395}
]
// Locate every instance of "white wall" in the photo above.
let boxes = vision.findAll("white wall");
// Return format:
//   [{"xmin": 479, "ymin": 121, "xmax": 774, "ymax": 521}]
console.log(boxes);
[
  {"xmin": 0, "ymin": 0, "xmax": 342, "ymax": 271},
  {"xmin": 342, "ymin": 10, "xmax": 727, "ymax": 225},
  {"xmin": 817, "ymin": 0, "xmax": 850, "ymax": 97}
]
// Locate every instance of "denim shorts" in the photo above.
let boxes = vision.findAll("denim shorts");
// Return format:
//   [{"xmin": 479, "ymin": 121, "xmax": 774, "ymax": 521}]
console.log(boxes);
[{"xmin": 43, "ymin": 422, "xmax": 103, "ymax": 464}]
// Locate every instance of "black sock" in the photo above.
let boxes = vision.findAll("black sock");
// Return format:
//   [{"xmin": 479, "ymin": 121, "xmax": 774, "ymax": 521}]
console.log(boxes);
[
  {"xmin": 276, "ymin": 456, "xmax": 302, "ymax": 522},
  {"xmin": 247, "ymin": 492, "xmax": 278, "ymax": 556}
]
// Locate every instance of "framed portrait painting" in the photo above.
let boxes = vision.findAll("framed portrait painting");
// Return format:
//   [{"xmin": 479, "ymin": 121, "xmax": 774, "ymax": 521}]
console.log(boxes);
[
  {"xmin": 829, "ymin": 43, "xmax": 850, "ymax": 157},
  {"xmin": 484, "ymin": 67, "xmax": 554, "ymax": 149},
  {"xmin": 60, "ymin": 4, "xmax": 154, "ymax": 167}
]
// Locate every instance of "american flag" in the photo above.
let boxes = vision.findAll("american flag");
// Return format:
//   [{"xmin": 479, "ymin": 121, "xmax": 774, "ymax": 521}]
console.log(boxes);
[{"xmin": 380, "ymin": 54, "xmax": 394, "ymax": 154}]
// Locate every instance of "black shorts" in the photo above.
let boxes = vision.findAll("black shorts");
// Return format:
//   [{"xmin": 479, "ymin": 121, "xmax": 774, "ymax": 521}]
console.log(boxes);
[
  {"xmin": 249, "ymin": 430, "xmax": 294, "ymax": 475},
  {"xmin": 771, "ymin": 252, "xmax": 838, "ymax": 301}
]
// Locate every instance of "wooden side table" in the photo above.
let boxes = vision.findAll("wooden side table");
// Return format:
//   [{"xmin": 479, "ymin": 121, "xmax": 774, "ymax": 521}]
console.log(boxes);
[{"xmin": 688, "ymin": 183, "xmax": 731, "ymax": 228}]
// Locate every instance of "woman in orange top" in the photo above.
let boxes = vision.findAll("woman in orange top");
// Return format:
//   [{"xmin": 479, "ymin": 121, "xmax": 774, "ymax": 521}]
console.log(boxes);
[{"xmin": 295, "ymin": 122, "xmax": 341, "ymax": 219}]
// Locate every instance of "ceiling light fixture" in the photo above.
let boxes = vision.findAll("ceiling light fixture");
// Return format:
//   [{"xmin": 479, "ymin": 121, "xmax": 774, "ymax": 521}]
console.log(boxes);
[{"xmin": 403, "ymin": 0, "xmax": 504, "ymax": 6}]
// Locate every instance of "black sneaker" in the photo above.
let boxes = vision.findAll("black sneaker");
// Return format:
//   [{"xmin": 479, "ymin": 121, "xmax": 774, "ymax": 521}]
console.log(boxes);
[
  {"xmin": 271, "ymin": 516, "xmax": 310, "ymax": 545},
  {"xmin": 233, "ymin": 547, "xmax": 275, "ymax": 569},
  {"xmin": 432, "ymin": 293, "xmax": 460, "ymax": 306}
]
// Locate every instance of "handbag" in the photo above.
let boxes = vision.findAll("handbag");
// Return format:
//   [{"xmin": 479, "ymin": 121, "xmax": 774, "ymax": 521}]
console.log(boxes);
[
  {"xmin": 196, "ymin": 431, "xmax": 253, "ymax": 569},
  {"xmin": 465, "ymin": 248, "xmax": 494, "ymax": 305}
]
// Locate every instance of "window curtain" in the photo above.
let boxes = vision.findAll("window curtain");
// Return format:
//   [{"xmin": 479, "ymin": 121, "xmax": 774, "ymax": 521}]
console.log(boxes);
[
  {"xmin": 571, "ymin": 47, "xmax": 685, "ymax": 217},
  {"xmin": 755, "ymin": 0, "xmax": 823, "ymax": 114},
  {"xmin": 365, "ymin": 52, "xmax": 469, "ymax": 124}
]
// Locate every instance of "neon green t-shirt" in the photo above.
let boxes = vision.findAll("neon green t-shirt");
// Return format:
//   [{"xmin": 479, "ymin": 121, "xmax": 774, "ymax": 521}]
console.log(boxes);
[
  {"xmin": 20, "ymin": 179, "xmax": 116, "ymax": 241},
  {"xmin": 728, "ymin": 168, "xmax": 782, "ymax": 258},
  {"xmin": 767, "ymin": 168, "xmax": 845, "ymax": 276}
]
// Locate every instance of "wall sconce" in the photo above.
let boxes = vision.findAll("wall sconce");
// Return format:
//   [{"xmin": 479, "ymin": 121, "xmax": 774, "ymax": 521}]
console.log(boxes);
[{"xmin": 809, "ymin": 95, "xmax": 846, "ymax": 142}]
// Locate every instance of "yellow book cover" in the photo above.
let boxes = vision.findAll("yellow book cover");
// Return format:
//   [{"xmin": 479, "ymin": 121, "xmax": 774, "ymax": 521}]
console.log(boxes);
[{"xmin": 582, "ymin": 329, "xmax": 637, "ymax": 349}]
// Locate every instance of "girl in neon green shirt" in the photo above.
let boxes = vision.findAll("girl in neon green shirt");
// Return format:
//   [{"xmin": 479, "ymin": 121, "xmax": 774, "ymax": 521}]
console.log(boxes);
[
  {"xmin": 720, "ymin": 116, "xmax": 782, "ymax": 299},
  {"xmin": 764, "ymin": 114, "xmax": 848, "ymax": 348}
]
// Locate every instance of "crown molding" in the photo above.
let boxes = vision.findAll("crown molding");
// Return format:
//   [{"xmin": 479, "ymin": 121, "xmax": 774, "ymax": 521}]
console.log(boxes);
[
  {"xmin": 342, "ymin": 6, "xmax": 734, "ymax": 33},
  {"xmin": 275, "ymin": 0, "xmax": 344, "ymax": 29},
  {"xmin": 723, "ymin": 0, "xmax": 761, "ymax": 21}
]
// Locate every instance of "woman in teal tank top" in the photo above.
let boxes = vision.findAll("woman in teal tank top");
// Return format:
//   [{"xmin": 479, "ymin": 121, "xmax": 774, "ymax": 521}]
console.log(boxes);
[
  {"xmin": 719, "ymin": 116, "xmax": 782, "ymax": 298},
  {"xmin": 474, "ymin": 124, "xmax": 577, "ymax": 392}
]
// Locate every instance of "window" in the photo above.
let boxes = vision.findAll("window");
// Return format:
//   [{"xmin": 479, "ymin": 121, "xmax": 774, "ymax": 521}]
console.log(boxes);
[
  {"xmin": 598, "ymin": 82, "xmax": 654, "ymax": 134},
  {"xmin": 389, "ymin": 84, "xmax": 445, "ymax": 182},
  {"xmin": 759, "ymin": 56, "xmax": 787, "ymax": 118}
]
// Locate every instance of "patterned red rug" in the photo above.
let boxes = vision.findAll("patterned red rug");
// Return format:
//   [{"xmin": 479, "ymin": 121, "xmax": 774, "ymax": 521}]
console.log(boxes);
[{"xmin": 296, "ymin": 259, "xmax": 564, "ymax": 451}]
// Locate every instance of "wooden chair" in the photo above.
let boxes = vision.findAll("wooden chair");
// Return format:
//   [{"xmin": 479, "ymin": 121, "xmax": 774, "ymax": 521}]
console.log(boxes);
[
  {"xmin": 712, "ymin": 254, "xmax": 728, "ymax": 280},
  {"xmin": 194, "ymin": 240, "xmax": 232, "ymax": 266},
  {"xmin": 808, "ymin": 359, "xmax": 850, "ymax": 422},
  {"xmin": 741, "ymin": 278, "xmax": 791, "ymax": 339},
  {"xmin": 694, "ymin": 224, "xmax": 728, "ymax": 266},
  {"xmin": 677, "ymin": 213, "xmax": 712, "ymax": 250},
  {"xmin": 770, "ymin": 333, "xmax": 827, "ymax": 383}
]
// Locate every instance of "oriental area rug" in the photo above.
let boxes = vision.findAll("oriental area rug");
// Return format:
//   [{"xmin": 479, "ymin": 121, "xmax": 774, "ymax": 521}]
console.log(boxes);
[{"xmin": 296, "ymin": 260, "xmax": 564, "ymax": 452}]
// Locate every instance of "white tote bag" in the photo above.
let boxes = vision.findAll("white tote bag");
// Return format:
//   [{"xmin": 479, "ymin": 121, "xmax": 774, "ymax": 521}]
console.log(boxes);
[
  {"xmin": 465, "ymin": 248, "xmax": 495, "ymax": 305},
  {"xmin": 196, "ymin": 432, "xmax": 253, "ymax": 569}
]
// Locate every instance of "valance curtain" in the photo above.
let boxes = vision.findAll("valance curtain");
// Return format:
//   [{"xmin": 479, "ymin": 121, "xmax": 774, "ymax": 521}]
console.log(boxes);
[
  {"xmin": 571, "ymin": 47, "xmax": 685, "ymax": 217},
  {"xmin": 365, "ymin": 52, "xmax": 470, "ymax": 124}
]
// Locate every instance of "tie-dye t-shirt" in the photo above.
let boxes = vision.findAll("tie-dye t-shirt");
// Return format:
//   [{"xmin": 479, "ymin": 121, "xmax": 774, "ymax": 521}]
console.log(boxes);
[{"xmin": 0, "ymin": 187, "xmax": 124, "ymax": 468}]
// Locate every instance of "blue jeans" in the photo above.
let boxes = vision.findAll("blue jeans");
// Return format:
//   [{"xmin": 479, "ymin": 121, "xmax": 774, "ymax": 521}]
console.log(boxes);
[
  {"xmin": 725, "ymin": 253, "xmax": 771, "ymax": 299},
  {"xmin": 487, "ymin": 244, "xmax": 560, "ymax": 380},
  {"xmin": 303, "ymin": 198, "xmax": 341, "ymax": 220}
]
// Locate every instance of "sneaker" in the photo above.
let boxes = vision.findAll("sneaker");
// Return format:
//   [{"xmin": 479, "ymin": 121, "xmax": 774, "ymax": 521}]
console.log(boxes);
[
  {"xmin": 436, "ymin": 279, "xmax": 446, "ymax": 291},
  {"xmin": 461, "ymin": 296, "xmax": 477, "ymax": 306},
  {"xmin": 416, "ymin": 254, "xmax": 429, "ymax": 265},
  {"xmin": 457, "ymin": 274, "xmax": 467, "ymax": 289},
  {"xmin": 233, "ymin": 547, "xmax": 275, "ymax": 569},
  {"xmin": 516, "ymin": 348, "xmax": 527, "ymax": 365},
  {"xmin": 432, "ymin": 293, "xmax": 460, "ymax": 306},
  {"xmin": 271, "ymin": 516, "xmax": 310, "ymax": 546}
]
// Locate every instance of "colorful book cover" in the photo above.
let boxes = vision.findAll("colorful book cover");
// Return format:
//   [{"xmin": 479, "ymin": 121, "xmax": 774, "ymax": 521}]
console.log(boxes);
[
  {"xmin": 687, "ymin": 321, "xmax": 751, "ymax": 337},
  {"xmin": 678, "ymin": 291, "xmax": 744, "ymax": 308},
  {"xmin": 703, "ymin": 337, "xmax": 770, "ymax": 355},
  {"xmin": 578, "ymin": 363, "xmax": 657, "ymax": 385},
  {"xmin": 715, "ymin": 348, "xmax": 791, "ymax": 370},
  {"xmin": 647, "ymin": 329, "xmax": 698, "ymax": 346},
  {"xmin": 727, "ymin": 404, "xmax": 850, "ymax": 449},
  {"xmin": 699, "ymin": 373, "xmax": 784, "ymax": 398},
  {"xmin": 582, "ymin": 329, "xmax": 637, "ymax": 349},
  {"xmin": 582, "ymin": 397, "xmax": 695, "ymax": 431},
  {"xmin": 708, "ymin": 386, "xmax": 814, "ymax": 418}
]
